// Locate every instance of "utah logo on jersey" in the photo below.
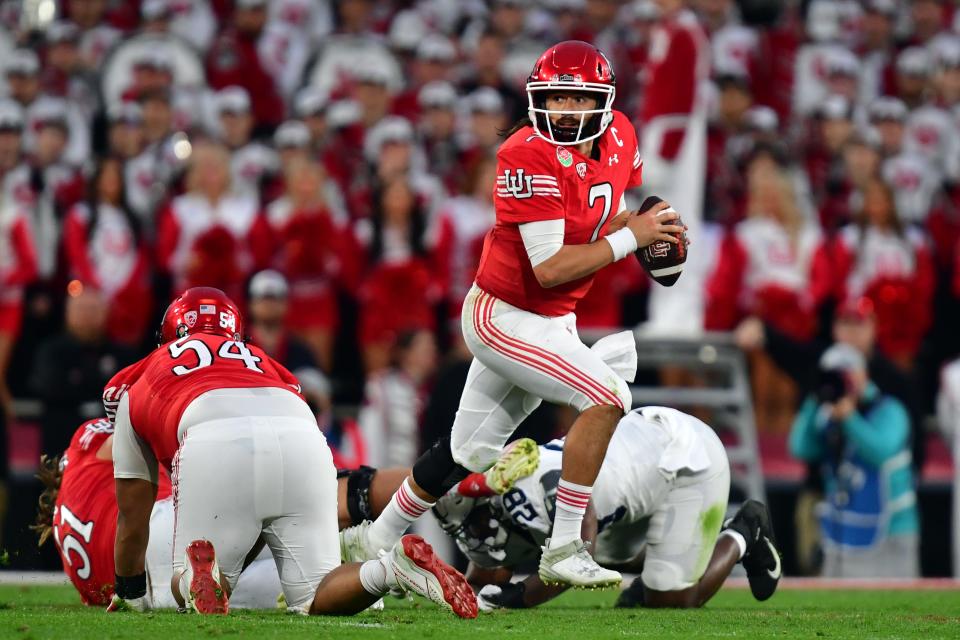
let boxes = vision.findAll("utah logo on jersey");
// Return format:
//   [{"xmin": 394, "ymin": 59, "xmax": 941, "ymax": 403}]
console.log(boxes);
[{"xmin": 499, "ymin": 169, "xmax": 534, "ymax": 199}]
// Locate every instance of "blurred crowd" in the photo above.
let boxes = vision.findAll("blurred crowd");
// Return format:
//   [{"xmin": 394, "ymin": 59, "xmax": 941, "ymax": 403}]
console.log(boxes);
[{"xmin": 1, "ymin": 0, "xmax": 960, "ymax": 496}]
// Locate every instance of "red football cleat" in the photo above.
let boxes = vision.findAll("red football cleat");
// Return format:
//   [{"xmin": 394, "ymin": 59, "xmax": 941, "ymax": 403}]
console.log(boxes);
[
  {"xmin": 183, "ymin": 539, "xmax": 229, "ymax": 615},
  {"xmin": 390, "ymin": 534, "xmax": 478, "ymax": 619}
]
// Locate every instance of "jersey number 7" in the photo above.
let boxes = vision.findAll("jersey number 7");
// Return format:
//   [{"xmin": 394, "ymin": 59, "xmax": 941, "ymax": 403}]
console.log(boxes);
[{"xmin": 588, "ymin": 182, "xmax": 614, "ymax": 242}]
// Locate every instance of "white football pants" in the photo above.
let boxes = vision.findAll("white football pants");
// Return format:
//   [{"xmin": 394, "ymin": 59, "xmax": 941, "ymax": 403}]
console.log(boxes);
[
  {"xmin": 169, "ymin": 388, "xmax": 339, "ymax": 613},
  {"xmin": 452, "ymin": 284, "xmax": 632, "ymax": 472}
]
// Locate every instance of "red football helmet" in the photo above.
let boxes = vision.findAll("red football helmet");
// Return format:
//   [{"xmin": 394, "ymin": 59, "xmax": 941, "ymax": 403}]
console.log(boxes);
[
  {"xmin": 158, "ymin": 287, "xmax": 243, "ymax": 345},
  {"xmin": 526, "ymin": 40, "xmax": 616, "ymax": 145}
]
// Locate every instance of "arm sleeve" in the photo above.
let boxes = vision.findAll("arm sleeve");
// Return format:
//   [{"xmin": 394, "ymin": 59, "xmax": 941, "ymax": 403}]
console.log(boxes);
[
  {"xmin": 519, "ymin": 219, "xmax": 565, "ymax": 267},
  {"xmin": 841, "ymin": 398, "xmax": 909, "ymax": 468},
  {"xmin": 494, "ymin": 146, "xmax": 565, "ymax": 224},
  {"xmin": 112, "ymin": 394, "xmax": 159, "ymax": 484}
]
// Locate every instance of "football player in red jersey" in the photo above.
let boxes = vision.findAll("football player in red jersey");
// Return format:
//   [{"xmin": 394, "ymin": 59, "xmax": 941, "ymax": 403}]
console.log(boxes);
[
  {"xmin": 107, "ymin": 287, "xmax": 477, "ymax": 617},
  {"xmin": 33, "ymin": 418, "xmax": 171, "ymax": 607},
  {"xmin": 35, "ymin": 417, "xmax": 529, "ymax": 610},
  {"xmin": 342, "ymin": 40, "xmax": 685, "ymax": 589}
]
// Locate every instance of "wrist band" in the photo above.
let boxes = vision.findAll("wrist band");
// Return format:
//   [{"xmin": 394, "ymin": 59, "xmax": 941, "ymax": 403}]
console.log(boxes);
[
  {"xmin": 115, "ymin": 573, "xmax": 147, "ymax": 600},
  {"xmin": 604, "ymin": 227, "xmax": 638, "ymax": 261}
]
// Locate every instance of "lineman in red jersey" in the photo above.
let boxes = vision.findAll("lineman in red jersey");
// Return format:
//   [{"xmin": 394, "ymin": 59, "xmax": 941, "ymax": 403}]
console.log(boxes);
[
  {"xmin": 34, "ymin": 416, "xmax": 438, "ymax": 609},
  {"xmin": 36, "ymin": 418, "xmax": 171, "ymax": 605},
  {"xmin": 342, "ymin": 41, "xmax": 684, "ymax": 589},
  {"xmin": 109, "ymin": 287, "xmax": 477, "ymax": 617}
]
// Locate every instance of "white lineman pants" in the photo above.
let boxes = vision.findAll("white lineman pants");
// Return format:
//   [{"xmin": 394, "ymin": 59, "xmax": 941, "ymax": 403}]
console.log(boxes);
[
  {"xmin": 171, "ymin": 389, "xmax": 339, "ymax": 613},
  {"xmin": 453, "ymin": 285, "xmax": 632, "ymax": 472},
  {"xmin": 147, "ymin": 498, "xmax": 283, "ymax": 610}
]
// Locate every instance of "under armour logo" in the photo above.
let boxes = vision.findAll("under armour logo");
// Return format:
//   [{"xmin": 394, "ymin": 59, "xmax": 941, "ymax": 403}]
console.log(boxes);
[
  {"xmin": 501, "ymin": 169, "xmax": 534, "ymax": 199},
  {"xmin": 608, "ymin": 154, "xmax": 619, "ymax": 165}
]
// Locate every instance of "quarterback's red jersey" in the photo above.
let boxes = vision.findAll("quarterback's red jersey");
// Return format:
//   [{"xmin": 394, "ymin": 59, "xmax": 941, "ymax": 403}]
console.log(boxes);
[
  {"xmin": 124, "ymin": 333, "xmax": 303, "ymax": 470},
  {"xmin": 53, "ymin": 419, "xmax": 172, "ymax": 605},
  {"xmin": 475, "ymin": 110, "xmax": 643, "ymax": 317}
]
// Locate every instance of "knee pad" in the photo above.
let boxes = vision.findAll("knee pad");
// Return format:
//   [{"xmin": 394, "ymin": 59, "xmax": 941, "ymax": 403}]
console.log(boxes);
[
  {"xmin": 343, "ymin": 466, "xmax": 377, "ymax": 526},
  {"xmin": 412, "ymin": 436, "xmax": 471, "ymax": 498}
]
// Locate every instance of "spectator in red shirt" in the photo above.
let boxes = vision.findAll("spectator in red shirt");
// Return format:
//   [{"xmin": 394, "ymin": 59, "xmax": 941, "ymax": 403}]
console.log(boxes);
[
  {"xmin": 0, "ymin": 200, "xmax": 38, "ymax": 422},
  {"xmin": 63, "ymin": 157, "xmax": 152, "ymax": 347},
  {"xmin": 707, "ymin": 151, "xmax": 832, "ymax": 432},
  {"xmin": 357, "ymin": 178, "xmax": 440, "ymax": 373},
  {"xmin": 206, "ymin": 0, "xmax": 285, "ymax": 131},
  {"xmin": 267, "ymin": 157, "xmax": 359, "ymax": 371},
  {"xmin": 155, "ymin": 140, "xmax": 270, "ymax": 304},
  {"xmin": 833, "ymin": 178, "xmax": 935, "ymax": 370}
]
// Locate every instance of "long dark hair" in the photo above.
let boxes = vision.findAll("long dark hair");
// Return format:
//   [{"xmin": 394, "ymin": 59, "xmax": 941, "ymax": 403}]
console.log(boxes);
[
  {"xmin": 85, "ymin": 156, "xmax": 142, "ymax": 244},
  {"xmin": 369, "ymin": 179, "xmax": 427, "ymax": 263},
  {"xmin": 31, "ymin": 455, "xmax": 62, "ymax": 547},
  {"xmin": 856, "ymin": 178, "xmax": 904, "ymax": 238},
  {"xmin": 501, "ymin": 117, "xmax": 532, "ymax": 139}
]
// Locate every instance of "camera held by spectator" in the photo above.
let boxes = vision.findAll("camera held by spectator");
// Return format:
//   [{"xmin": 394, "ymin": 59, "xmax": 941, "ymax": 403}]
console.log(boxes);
[{"xmin": 790, "ymin": 343, "xmax": 919, "ymax": 578}]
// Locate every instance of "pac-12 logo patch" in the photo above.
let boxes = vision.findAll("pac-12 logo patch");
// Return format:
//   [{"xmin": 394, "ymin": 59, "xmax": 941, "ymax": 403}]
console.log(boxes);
[
  {"xmin": 576, "ymin": 162, "xmax": 587, "ymax": 179},
  {"xmin": 556, "ymin": 146, "xmax": 573, "ymax": 167},
  {"xmin": 184, "ymin": 310, "xmax": 198, "ymax": 327}
]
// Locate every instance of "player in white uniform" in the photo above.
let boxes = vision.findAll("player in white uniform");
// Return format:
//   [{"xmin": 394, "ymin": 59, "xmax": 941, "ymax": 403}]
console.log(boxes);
[{"xmin": 434, "ymin": 407, "xmax": 782, "ymax": 609}]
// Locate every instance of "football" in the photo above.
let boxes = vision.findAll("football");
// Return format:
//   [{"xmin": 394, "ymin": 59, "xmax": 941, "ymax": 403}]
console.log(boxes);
[{"xmin": 635, "ymin": 195, "xmax": 688, "ymax": 287}]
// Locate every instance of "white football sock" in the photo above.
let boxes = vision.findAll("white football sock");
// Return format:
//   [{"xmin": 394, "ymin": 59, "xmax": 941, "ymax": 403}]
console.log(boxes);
[
  {"xmin": 720, "ymin": 529, "xmax": 748, "ymax": 560},
  {"xmin": 358, "ymin": 556, "xmax": 397, "ymax": 596},
  {"xmin": 366, "ymin": 478, "xmax": 434, "ymax": 553},
  {"xmin": 549, "ymin": 479, "xmax": 593, "ymax": 548}
]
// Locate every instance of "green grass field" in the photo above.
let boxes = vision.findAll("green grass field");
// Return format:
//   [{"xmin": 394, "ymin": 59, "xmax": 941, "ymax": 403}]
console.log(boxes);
[{"xmin": 2, "ymin": 584, "xmax": 960, "ymax": 640}]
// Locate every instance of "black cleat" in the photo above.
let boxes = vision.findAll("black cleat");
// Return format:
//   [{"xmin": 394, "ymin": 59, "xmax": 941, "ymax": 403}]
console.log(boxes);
[
  {"xmin": 724, "ymin": 500, "xmax": 781, "ymax": 601},
  {"xmin": 614, "ymin": 576, "xmax": 646, "ymax": 608}
]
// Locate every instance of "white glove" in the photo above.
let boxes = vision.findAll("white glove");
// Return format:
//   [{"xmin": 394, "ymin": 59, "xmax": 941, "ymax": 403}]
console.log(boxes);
[
  {"xmin": 477, "ymin": 585, "xmax": 505, "ymax": 612},
  {"xmin": 590, "ymin": 330, "xmax": 638, "ymax": 382}
]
